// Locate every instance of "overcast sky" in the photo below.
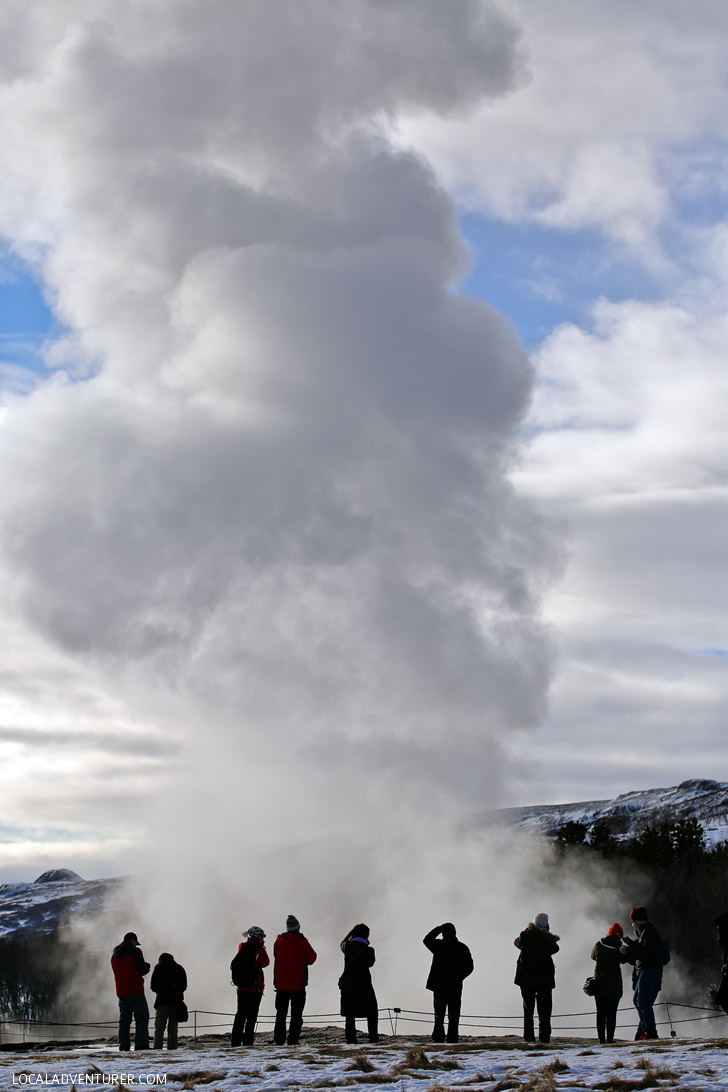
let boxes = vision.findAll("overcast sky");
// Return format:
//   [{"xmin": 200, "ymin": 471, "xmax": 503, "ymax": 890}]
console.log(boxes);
[{"xmin": 0, "ymin": 0, "xmax": 727, "ymax": 880}]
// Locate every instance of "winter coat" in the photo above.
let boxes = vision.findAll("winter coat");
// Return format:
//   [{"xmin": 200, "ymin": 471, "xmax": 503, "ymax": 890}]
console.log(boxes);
[
  {"xmin": 273, "ymin": 932, "xmax": 318, "ymax": 992},
  {"xmin": 622, "ymin": 921, "xmax": 663, "ymax": 973},
  {"xmin": 111, "ymin": 941, "xmax": 150, "ymax": 997},
  {"xmin": 514, "ymin": 924, "xmax": 560, "ymax": 992},
  {"xmin": 589, "ymin": 936, "xmax": 624, "ymax": 1001},
  {"xmin": 339, "ymin": 936, "xmax": 377, "ymax": 1017},
  {"xmin": 234, "ymin": 938, "xmax": 270, "ymax": 994},
  {"xmin": 150, "ymin": 955, "xmax": 188, "ymax": 1009},
  {"xmin": 423, "ymin": 928, "xmax": 474, "ymax": 994}
]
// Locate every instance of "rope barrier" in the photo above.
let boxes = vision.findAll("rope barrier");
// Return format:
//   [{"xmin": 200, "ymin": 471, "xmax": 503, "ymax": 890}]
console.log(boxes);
[{"xmin": 1, "ymin": 999, "xmax": 724, "ymax": 1043}]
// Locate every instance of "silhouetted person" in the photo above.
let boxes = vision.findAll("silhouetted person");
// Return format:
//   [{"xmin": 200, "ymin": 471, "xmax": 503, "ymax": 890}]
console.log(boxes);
[
  {"xmin": 620, "ymin": 906, "xmax": 664, "ymax": 1040},
  {"xmin": 712, "ymin": 911, "xmax": 728, "ymax": 1013},
  {"xmin": 273, "ymin": 914, "xmax": 317, "ymax": 1045},
  {"xmin": 111, "ymin": 931, "xmax": 150, "ymax": 1051},
  {"xmin": 423, "ymin": 923, "xmax": 474, "ymax": 1043},
  {"xmin": 339, "ymin": 924, "xmax": 379, "ymax": 1044},
  {"xmin": 514, "ymin": 913, "xmax": 560, "ymax": 1044},
  {"xmin": 231, "ymin": 926, "xmax": 270, "ymax": 1047},
  {"xmin": 589, "ymin": 923, "xmax": 625, "ymax": 1043},
  {"xmin": 150, "ymin": 952, "xmax": 187, "ymax": 1050}
]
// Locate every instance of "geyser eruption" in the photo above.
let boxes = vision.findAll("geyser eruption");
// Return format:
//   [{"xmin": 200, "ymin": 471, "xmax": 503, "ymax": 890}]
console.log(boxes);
[{"xmin": 0, "ymin": 0, "xmax": 568, "ymax": 1026}]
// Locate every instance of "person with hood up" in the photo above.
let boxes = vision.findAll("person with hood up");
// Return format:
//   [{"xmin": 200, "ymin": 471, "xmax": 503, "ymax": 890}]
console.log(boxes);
[
  {"xmin": 514, "ymin": 913, "xmax": 560, "ymax": 1044},
  {"xmin": 620, "ymin": 906, "xmax": 664, "ymax": 1040},
  {"xmin": 150, "ymin": 952, "xmax": 188, "ymax": 1050},
  {"xmin": 339, "ymin": 924, "xmax": 379, "ymax": 1044},
  {"xmin": 273, "ymin": 914, "xmax": 318, "ymax": 1045},
  {"xmin": 712, "ymin": 911, "xmax": 728, "ymax": 1013},
  {"xmin": 423, "ymin": 923, "xmax": 474, "ymax": 1043},
  {"xmin": 230, "ymin": 926, "xmax": 270, "ymax": 1047},
  {"xmin": 111, "ymin": 931, "xmax": 151, "ymax": 1051},
  {"xmin": 589, "ymin": 923, "xmax": 625, "ymax": 1043}
]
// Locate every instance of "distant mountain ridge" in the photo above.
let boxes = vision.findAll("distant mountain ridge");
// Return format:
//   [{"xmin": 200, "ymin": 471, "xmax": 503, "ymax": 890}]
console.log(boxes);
[
  {"xmin": 2, "ymin": 780, "xmax": 727, "ymax": 941},
  {"xmin": 482, "ymin": 778, "xmax": 728, "ymax": 844},
  {"xmin": 0, "ymin": 871, "xmax": 122, "ymax": 939}
]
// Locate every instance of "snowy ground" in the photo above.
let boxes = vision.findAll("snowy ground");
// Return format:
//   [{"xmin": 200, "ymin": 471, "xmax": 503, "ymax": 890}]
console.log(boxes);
[{"xmin": 2, "ymin": 1031, "xmax": 728, "ymax": 1091}]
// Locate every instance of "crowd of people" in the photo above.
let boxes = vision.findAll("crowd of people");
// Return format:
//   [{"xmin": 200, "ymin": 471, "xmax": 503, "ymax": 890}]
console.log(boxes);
[{"xmin": 109, "ymin": 907, "xmax": 728, "ymax": 1051}]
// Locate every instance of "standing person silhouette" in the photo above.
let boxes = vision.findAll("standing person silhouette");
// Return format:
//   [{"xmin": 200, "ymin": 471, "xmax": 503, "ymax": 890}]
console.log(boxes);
[
  {"xmin": 514, "ymin": 913, "xmax": 560, "ymax": 1045},
  {"xmin": 339, "ymin": 924, "xmax": 379, "ymax": 1044},
  {"xmin": 423, "ymin": 923, "xmax": 474, "ymax": 1043}
]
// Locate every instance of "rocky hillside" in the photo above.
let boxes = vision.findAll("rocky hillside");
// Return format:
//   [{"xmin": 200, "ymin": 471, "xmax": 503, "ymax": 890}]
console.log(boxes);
[{"xmin": 482, "ymin": 778, "xmax": 728, "ymax": 844}]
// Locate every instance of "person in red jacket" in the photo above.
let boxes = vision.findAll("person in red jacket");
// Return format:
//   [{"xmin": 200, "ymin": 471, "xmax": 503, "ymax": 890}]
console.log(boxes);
[
  {"xmin": 231, "ymin": 926, "xmax": 270, "ymax": 1047},
  {"xmin": 273, "ymin": 915, "xmax": 318, "ymax": 1045},
  {"xmin": 111, "ymin": 932, "xmax": 151, "ymax": 1051}
]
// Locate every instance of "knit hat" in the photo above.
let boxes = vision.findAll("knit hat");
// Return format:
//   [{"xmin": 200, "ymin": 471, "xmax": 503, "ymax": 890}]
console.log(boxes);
[
  {"xmin": 123, "ymin": 932, "xmax": 140, "ymax": 945},
  {"xmin": 245, "ymin": 925, "xmax": 266, "ymax": 940},
  {"xmin": 608, "ymin": 923, "xmax": 624, "ymax": 938},
  {"xmin": 630, "ymin": 907, "xmax": 648, "ymax": 923},
  {"xmin": 286, "ymin": 915, "xmax": 300, "ymax": 932},
  {"xmin": 534, "ymin": 913, "xmax": 549, "ymax": 930}
]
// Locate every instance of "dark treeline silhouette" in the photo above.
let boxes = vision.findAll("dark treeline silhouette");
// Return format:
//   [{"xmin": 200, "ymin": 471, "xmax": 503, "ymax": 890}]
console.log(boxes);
[
  {"xmin": 0, "ymin": 929, "xmax": 65, "ymax": 1021},
  {"xmin": 553, "ymin": 817, "xmax": 728, "ymax": 987}
]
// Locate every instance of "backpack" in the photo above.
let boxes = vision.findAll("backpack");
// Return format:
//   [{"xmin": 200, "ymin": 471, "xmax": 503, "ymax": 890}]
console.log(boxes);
[
  {"xmin": 661, "ymin": 940, "xmax": 671, "ymax": 966},
  {"xmin": 231, "ymin": 945, "xmax": 258, "ymax": 988}
]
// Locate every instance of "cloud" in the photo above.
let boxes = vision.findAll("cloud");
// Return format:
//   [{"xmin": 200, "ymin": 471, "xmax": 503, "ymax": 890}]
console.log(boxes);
[
  {"xmin": 510, "ymin": 232, "xmax": 728, "ymax": 801},
  {"xmin": 0, "ymin": 0, "xmax": 556, "ymax": 871},
  {"xmin": 402, "ymin": 0, "xmax": 728, "ymax": 249}
]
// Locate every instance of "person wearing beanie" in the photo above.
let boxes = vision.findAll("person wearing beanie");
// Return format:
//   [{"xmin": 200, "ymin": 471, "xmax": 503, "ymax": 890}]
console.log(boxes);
[
  {"xmin": 111, "ymin": 932, "xmax": 151, "ymax": 1052},
  {"xmin": 514, "ymin": 915, "xmax": 560, "ymax": 1044},
  {"xmin": 711, "ymin": 911, "xmax": 728, "ymax": 1012},
  {"xmin": 339, "ymin": 924, "xmax": 379, "ymax": 1044},
  {"xmin": 230, "ymin": 926, "xmax": 270, "ymax": 1047},
  {"xmin": 150, "ymin": 952, "xmax": 188, "ymax": 1050},
  {"xmin": 273, "ymin": 915, "xmax": 318, "ymax": 1045},
  {"xmin": 423, "ymin": 923, "xmax": 474, "ymax": 1043},
  {"xmin": 589, "ymin": 924, "xmax": 626, "ymax": 1043},
  {"xmin": 620, "ymin": 907, "xmax": 665, "ymax": 1040}
]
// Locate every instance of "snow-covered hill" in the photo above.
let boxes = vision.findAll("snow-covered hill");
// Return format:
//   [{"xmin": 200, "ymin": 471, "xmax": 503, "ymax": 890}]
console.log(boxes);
[
  {"xmin": 0, "ymin": 869, "xmax": 122, "ymax": 939},
  {"xmin": 481, "ymin": 778, "xmax": 728, "ymax": 845}
]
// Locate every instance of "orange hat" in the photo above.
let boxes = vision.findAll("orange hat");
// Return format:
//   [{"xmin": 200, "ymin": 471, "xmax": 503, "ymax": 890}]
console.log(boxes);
[{"xmin": 608, "ymin": 923, "xmax": 624, "ymax": 937}]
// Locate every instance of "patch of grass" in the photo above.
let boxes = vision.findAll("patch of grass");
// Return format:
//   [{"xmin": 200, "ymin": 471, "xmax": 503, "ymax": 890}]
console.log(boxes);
[
  {"xmin": 634, "ymin": 1057, "xmax": 680, "ymax": 1079},
  {"xmin": 390, "ymin": 1046, "xmax": 433, "ymax": 1074},
  {"xmin": 544, "ymin": 1058, "xmax": 569, "ymax": 1073},
  {"xmin": 347, "ymin": 1052, "xmax": 375, "ymax": 1072},
  {"xmin": 611, "ymin": 1060, "xmax": 626, "ymax": 1069},
  {"xmin": 265, "ymin": 1062, "xmax": 280, "ymax": 1070},
  {"xmin": 578, "ymin": 1049, "xmax": 597, "ymax": 1055},
  {"xmin": 172, "ymin": 1071, "xmax": 226, "ymax": 1089}
]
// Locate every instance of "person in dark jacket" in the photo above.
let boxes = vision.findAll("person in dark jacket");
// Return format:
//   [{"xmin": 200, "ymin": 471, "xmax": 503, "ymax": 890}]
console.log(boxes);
[
  {"xmin": 620, "ymin": 906, "xmax": 664, "ymax": 1040},
  {"xmin": 339, "ymin": 924, "xmax": 378, "ymax": 1044},
  {"xmin": 712, "ymin": 911, "xmax": 728, "ymax": 1012},
  {"xmin": 423, "ymin": 923, "xmax": 474, "ymax": 1043},
  {"xmin": 111, "ymin": 931, "xmax": 151, "ymax": 1051},
  {"xmin": 150, "ymin": 952, "xmax": 187, "ymax": 1050},
  {"xmin": 231, "ymin": 926, "xmax": 270, "ymax": 1047},
  {"xmin": 589, "ymin": 923, "xmax": 625, "ymax": 1043},
  {"xmin": 273, "ymin": 914, "xmax": 318, "ymax": 1045},
  {"xmin": 514, "ymin": 913, "xmax": 560, "ymax": 1044}
]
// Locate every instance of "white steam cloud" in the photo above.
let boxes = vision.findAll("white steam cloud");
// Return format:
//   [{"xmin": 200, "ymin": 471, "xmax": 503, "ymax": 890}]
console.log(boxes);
[{"xmin": 0, "ymin": 0, "xmax": 582, "ymax": 1028}]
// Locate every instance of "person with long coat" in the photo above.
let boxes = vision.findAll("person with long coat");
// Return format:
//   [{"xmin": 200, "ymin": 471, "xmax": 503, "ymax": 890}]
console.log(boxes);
[
  {"xmin": 339, "ymin": 924, "xmax": 379, "ymax": 1044},
  {"xmin": 514, "ymin": 913, "xmax": 560, "ymax": 1044},
  {"xmin": 589, "ymin": 923, "xmax": 625, "ymax": 1043},
  {"xmin": 150, "ymin": 952, "xmax": 187, "ymax": 1050},
  {"xmin": 423, "ymin": 923, "xmax": 474, "ymax": 1043}
]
